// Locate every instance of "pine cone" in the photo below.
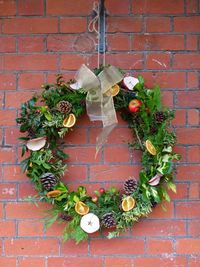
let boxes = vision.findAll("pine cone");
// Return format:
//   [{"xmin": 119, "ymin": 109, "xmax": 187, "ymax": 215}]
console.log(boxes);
[
  {"xmin": 123, "ymin": 178, "xmax": 137, "ymax": 195},
  {"xmin": 101, "ymin": 213, "xmax": 116, "ymax": 228},
  {"xmin": 40, "ymin": 172, "xmax": 57, "ymax": 191},
  {"xmin": 155, "ymin": 111, "xmax": 166, "ymax": 124},
  {"xmin": 150, "ymin": 126, "xmax": 157, "ymax": 134},
  {"xmin": 60, "ymin": 213, "xmax": 72, "ymax": 221},
  {"xmin": 57, "ymin": 100, "xmax": 72, "ymax": 114},
  {"xmin": 27, "ymin": 128, "xmax": 36, "ymax": 138}
]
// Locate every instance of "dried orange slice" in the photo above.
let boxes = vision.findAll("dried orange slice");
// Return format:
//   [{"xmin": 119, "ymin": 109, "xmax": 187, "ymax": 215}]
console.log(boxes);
[
  {"xmin": 75, "ymin": 201, "xmax": 89, "ymax": 215},
  {"xmin": 63, "ymin": 113, "xmax": 76, "ymax": 128},
  {"xmin": 105, "ymin": 84, "xmax": 120, "ymax": 97},
  {"xmin": 122, "ymin": 196, "xmax": 135, "ymax": 212},
  {"xmin": 145, "ymin": 140, "xmax": 157, "ymax": 156},
  {"xmin": 46, "ymin": 190, "xmax": 62, "ymax": 198}
]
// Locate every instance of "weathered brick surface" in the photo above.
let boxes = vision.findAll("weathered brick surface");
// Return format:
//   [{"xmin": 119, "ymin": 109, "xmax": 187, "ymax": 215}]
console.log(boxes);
[{"xmin": 0, "ymin": 0, "xmax": 199, "ymax": 266}]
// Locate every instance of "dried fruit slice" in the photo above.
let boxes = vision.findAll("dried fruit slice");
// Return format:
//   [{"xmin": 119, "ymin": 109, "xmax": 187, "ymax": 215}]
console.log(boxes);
[
  {"xmin": 148, "ymin": 173, "xmax": 162, "ymax": 186},
  {"xmin": 80, "ymin": 213, "xmax": 100, "ymax": 233},
  {"xmin": 122, "ymin": 196, "xmax": 136, "ymax": 212},
  {"xmin": 105, "ymin": 84, "xmax": 120, "ymax": 97},
  {"xmin": 123, "ymin": 76, "xmax": 139, "ymax": 90},
  {"xmin": 46, "ymin": 190, "xmax": 62, "ymax": 197},
  {"xmin": 63, "ymin": 113, "xmax": 76, "ymax": 128},
  {"xmin": 26, "ymin": 137, "xmax": 46, "ymax": 151},
  {"xmin": 145, "ymin": 140, "xmax": 157, "ymax": 156},
  {"xmin": 75, "ymin": 201, "xmax": 89, "ymax": 215}
]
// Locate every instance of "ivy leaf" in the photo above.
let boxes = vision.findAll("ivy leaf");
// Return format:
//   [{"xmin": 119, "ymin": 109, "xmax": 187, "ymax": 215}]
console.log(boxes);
[{"xmin": 167, "ymin": 181, "xmax": 176, "ymax": 193}]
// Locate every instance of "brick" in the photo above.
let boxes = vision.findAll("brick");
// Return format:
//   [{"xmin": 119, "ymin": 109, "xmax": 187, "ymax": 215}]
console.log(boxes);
[
  {"xmin": 176, "ymin": 91, "xmax": 200, "ymax": 108},
  {"xmin": 63, "ymin": 165, "xmax": 87, "ymax": 182},
  {"xmin": 90, "ymin": 238, "xmax": 144, "ymax": 255},
  {"xmin": 186, "ymin": 0, "xmax": 199, "ymax": 13},
  {"xmin": 133, "ymin": 35, "xmax": 184, "ymax": 50},
  {"xmin": 60, "ymin": 18, "xmax": 87, "ymax": 33},
  {"xmin": 18, "ymin": 220, "xmax": 44, "ymax": 236},
  {"xmin": 169, "ymin": 183, "xmax": 188, "ymax": 200},
  {"xmin": 177, "ymin": 128, "xmax": 200, "ymax": 144},
  {"xmin": 5, "ymin": 91, "xmax": 33, "ymax": 109},
  {"xmin": 186, "ymin": 35, "xmax": 198, "ymax": 50},
  {"xmin": 107, "ymin": 17, "xmax": 142, "ymax": 33},
  {"xmin": 18, "ymin": 37, "xmax": 45, "ymax": 53},
  {"xmin": 18, "ymin": 0, "xmax": 44, "ymax": 15},
  {"xmin": 0, "ymin": 0, "xmax": 16, "ymax": 16},
  {"xmin": 48, "ymin": 257, "xmax": 102, "ymax": 267},
  {"xmin": 106, "ymin": 53, "xmax": 144, "ymax": 70},
  {"xmin": 4, "ymin": 55, "xmax": 57, "ymax": 71},
  {"xmin": 173, "ymin": 54, "xmax": 200, "ymax": 69},
  {"xmin": 61, "ymin": 240, "xmax": 88, "ymax": 255},
  {"xmin": 63, "ymin": 128, "xmax": 88, "ymax": 145},
  {"xmin": 0, "ymin": 203, "xmax": 3, "ymax": 218},
  {"xmin": 172, "ymin": 110, "xmax": 186, "ymax": 126},
  {"xmin": 3, "ymin": 165, "xmax": 27, "ymax": 182},
  {"xmin": 0, "ymin": 37, "xmax": 16, "ymax": 53},
  {"xmin": 177, "ymin": 165, "xmax": 200, "ymax": 181},
  {"xmin": 176, "ymin": 202, "xmax": 200, "ymax": 218},
  {"xmin": 0, "ymin": 74, "xmax": 16, "ymax": 90},
  {"xmin": 138, "ymin": 72, "xmax": 186, "ymax": 89},
  {"xmin": 145, "ymin": 17, "xmax": 171, "ymax": 32},
  {"xmin": 174, "ymin": 16, "xmax": 200, "ymax": 32},
  {"xmin": 146, "ymin": 53, "xmax": 170, "ymax": 69},
  {"xmin": 134, "ymin": 256, "xmax": 187, "ymax": 267},
  {"xmin": 106, "ymin": 0, "xmax": 130, "ymax": 14},
  {"xmin": 0, "ymin": 220, "xmax": 15, "ymax": 237},
  {"xmin": 3, "ymin": 18, "xmax": 58, "ymax": 34},
  {"xmin": 60, "ymin": 54, "xmax": 85, "ymax": 70},
  {"xmin": 105, "ymin": 257, "xmax": 132, "ymax": 267},
  {"xmin": 104, "ymin": 146, "xmax": 130, "ymax": 163},
  {"xmin": 0, "ymin": 183, "xmax": 17, "ymax": 200},
  {"xmin": 18, "ymin": 184, "xmax": 37, "ymax": 200},
  {"xmin": 148, "ymin": 202, "xmax": 174, "ymax": 219},
  {"xmin": 64, "ymin": 147, "xmax": 101, "ymax": 163},
  {"xmin": 188, "ymin": 147, "xmax": 200, "ymax": 162},
  {"xmin": 4, "ymin": 238, "xmax": 59, "ymax": 256},
  {"xmin": 188, "ymin": 221, "xmax": 200, "ymax": 236},
  {"xmin": 107, "ymin": 35, "xmax": 130, "ymax": 51},
  {"xmin": 47, "ymin": 35, "xmax": 76, "ymax": 52},
  {"xmin": 161, "ymin": 91, "xmax": 173, "ymax": 108},
  {"xmin": 0, "ymin": 257, "xmax": 16, "ymax": 267},
  {"xmin": 147, "ymin": 239, "xmax": 173, "ymax": 254},
  {"xmin": 187, "ymin": 109, "xmax": 199, "ymax": 125},
  {"xmin": 46, "ymin": 0, "xmax": 93, "ymax": 15},
  {"xmin": 0, "ymin": 148, "xmax": 16, "ymax": 163},
  {"xmin": 189, "ymin": 183, "xmax": 199, "ymax": 199},
  {"xmin": 18, "ymin": 257, "xmax": 46, "ymax": 267},
  {"xmin": 18, "ymin": 73, "xmax": 45, "ymax": 90},
  {"xmin": 132, "ymin": 0, "xmax": 184, "ymax": 14},
  {"xmin": 90, "ymin": 165, "xmax": 141, "ymax": 181},
  {"xmin": 188, "ymin": 72, "xmax": 199, "ymax": 88},
  {"xmin": 176, "ymin": 238, "xmax": 200, "ymax": 254},
  {"xmin": 6, "ymin": 202, "xmax": 51, "ymax": 219},
  {"xmin": 189, "ymin": 257, "xmax": 200, "ymax": 267}
]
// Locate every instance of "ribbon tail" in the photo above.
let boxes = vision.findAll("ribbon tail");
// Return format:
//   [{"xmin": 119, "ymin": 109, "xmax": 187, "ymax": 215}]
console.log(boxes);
[{"xmin": 95, "ymin": 123, "xmax": 116, "ymax": 158}]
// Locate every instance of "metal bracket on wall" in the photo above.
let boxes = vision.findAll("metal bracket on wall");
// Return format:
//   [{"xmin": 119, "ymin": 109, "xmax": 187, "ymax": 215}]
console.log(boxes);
[{"xmin": 99, "ymin": 0, "xmax": 107, "ymax": 53}]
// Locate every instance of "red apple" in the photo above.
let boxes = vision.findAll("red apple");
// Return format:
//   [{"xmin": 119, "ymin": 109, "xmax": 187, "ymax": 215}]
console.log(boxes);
[
  {"xmin": 99, "ymin": 188, "xmax": 105, "ymax": 194},
  {"xmin": 128, "ymin": 99, "xmax": 142, "ymax": 113}
]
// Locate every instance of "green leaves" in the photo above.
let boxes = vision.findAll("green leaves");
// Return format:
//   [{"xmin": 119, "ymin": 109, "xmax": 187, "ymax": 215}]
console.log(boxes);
[{"xmin": 16, "ymin": 70, "xmax": 180, "ymax": 243}]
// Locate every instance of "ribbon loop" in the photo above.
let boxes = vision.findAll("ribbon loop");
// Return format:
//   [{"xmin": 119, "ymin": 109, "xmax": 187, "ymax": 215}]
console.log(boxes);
[{"xmin": 71, "ymin": 64, "xmax": 123, "ymax": 155}]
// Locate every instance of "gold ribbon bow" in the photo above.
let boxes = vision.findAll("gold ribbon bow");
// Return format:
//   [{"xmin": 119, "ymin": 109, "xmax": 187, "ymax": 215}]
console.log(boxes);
[{"xmin": 71, "ymin": 64, "xmax": 123, "ymax": 156}]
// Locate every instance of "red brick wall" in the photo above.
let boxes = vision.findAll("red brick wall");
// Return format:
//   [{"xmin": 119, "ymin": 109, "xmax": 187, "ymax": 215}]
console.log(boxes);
[{"xmin": 0, "ymin": 0, "xmax": 200, "ymax": 266}]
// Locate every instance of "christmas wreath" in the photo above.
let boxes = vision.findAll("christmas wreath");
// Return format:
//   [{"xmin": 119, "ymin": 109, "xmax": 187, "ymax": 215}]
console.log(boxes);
[{"xmin": 17, "ymin": 65, "xmax": 180, "ymax": 243}]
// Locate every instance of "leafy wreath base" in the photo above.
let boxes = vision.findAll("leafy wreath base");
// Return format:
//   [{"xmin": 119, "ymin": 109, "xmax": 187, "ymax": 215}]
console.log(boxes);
[{"xmin": 17, "ymin": 66, "xmax": 180, "ymax": 243}]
